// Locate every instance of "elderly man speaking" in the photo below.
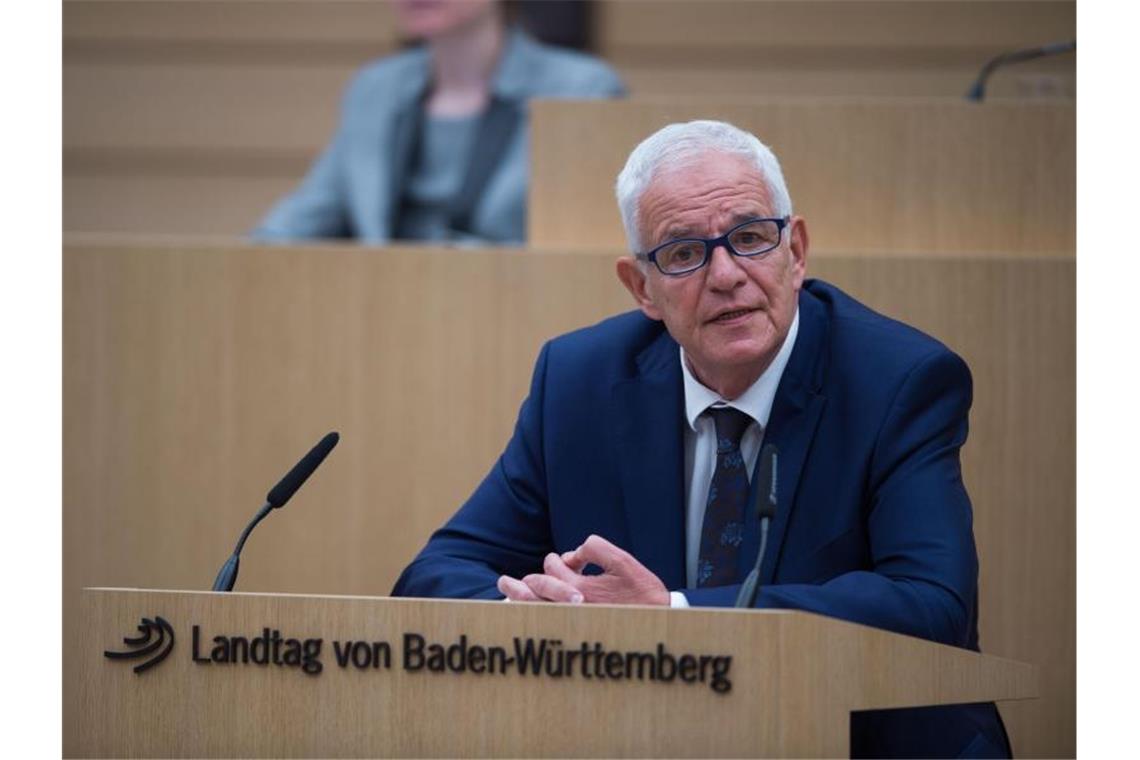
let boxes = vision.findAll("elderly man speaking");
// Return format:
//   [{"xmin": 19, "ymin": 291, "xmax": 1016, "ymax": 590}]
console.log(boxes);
[{"xmin": 393, "ymin": 120, "xmax": 1011, "ymax": 758}]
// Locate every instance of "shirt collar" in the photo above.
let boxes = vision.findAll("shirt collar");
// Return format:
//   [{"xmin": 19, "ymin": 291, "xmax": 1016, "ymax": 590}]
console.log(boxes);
[{"xmin": 681, "ymin": 308, "xmax": 800, "ymax": 432}]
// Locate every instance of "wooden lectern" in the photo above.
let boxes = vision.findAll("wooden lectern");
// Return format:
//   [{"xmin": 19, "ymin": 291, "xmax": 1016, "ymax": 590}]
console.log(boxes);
[{"xmin": 70, "ymin": 589, "xmax": 1037, "ymax": 757}]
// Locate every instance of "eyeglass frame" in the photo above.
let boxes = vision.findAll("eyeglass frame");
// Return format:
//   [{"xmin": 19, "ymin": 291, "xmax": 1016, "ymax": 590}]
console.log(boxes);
[{"xmin": 634, "ymin": 216, "xmax": 790, "ymax": 276}]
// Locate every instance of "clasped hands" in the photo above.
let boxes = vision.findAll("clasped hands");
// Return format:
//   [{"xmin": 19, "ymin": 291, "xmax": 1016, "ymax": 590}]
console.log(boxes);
[{"xmin": 497, "ymin": 534, "xmax": 669, "ymax": 606}]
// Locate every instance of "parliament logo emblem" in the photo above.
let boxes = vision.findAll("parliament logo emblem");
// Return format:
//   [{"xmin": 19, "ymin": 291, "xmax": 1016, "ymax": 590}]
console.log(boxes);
[{"xmin": 104, "ymin": 616, "xmax": 175, "ymax": 674}]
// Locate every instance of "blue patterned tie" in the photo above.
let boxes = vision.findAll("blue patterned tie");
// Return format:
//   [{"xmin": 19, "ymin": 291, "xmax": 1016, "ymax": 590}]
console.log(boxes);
[{"xmin": 697, "ymin": 407, "xmax": 752, "ymax": 587}]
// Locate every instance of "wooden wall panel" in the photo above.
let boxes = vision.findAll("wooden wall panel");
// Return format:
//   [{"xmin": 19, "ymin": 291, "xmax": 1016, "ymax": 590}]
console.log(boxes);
[
  {"xmin": 63, "ymin": 241, "xmax": 1072, "ymax": 756},
  {"xmin": 530, "ymin": 99, "xmax": 1075, "ymax": 256},
  {"xmin": 620, "ymin": 66, "xmax": 1074, "ymax": 99},
  {"xmin": 62, "ymin": 62, "xmax": 1072, "ymax": 156},
  {"xmin": 598, "ymin": 0, "xmax": 1075, "ymax": 98},
  {"xmin": 62, "ymin": 1, "xmax": 398, "ymax": 236},
  {"xmin": 64, "ymin": 174, "xmax": 299, "ymax": 237},
  {"xmin": 597, "ymin": 1, "xmax": 1074, "ymax": 52},
  {"xmin": 64, "ymin": 62, "xmax": 350, "ymax": 153},
  {"xmin": 64, "ymin": 0, "xmax": 399, "ymax": 46},
  {"xmin": 63, "ymin": 0, "xmax": 1075, "ymax": 238}
]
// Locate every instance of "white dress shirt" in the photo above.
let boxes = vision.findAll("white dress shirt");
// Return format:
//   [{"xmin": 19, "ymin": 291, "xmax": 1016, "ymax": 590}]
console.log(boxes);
[{"xmin": 670, "ymin": 309, "xmax": 800, "ymax": 607}]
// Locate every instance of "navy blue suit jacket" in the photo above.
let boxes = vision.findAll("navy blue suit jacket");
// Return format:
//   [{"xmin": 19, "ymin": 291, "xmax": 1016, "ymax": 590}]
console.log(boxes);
[{"xmin": 393, "ymin": 280, "xmax": 1012, "ymax": 758}]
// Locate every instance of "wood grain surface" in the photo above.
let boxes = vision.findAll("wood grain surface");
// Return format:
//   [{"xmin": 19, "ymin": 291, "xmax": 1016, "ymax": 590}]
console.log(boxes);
[
  {"xmin": 529, "ymin": 99, "xmax": 1075, "ymax": 257},
  {"xmin": 71, "ymin": 589, "xmax": 1037, "ymax": 757},
  {"xmin": 63, "ymin": 241, "xmax": 1073, "ymax": 756},
  {"xmin": 62, "ymin": 1, "xmax": 1074, "ymax": 237}
]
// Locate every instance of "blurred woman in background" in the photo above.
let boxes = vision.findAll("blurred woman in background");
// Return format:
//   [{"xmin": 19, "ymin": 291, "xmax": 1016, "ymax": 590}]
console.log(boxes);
[{"xmin": 255, "ymin": 0, "xmax": 625, "ymax": 245}]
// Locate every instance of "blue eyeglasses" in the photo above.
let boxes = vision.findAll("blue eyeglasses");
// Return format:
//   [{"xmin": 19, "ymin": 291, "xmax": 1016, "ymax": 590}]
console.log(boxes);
[{"xmin": 635, "ymin": 217, "xmax": 789, "ymax": 276}]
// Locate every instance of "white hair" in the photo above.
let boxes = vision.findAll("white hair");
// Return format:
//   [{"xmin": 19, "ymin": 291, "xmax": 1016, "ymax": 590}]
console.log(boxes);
[{"xmin": 614, "ymin": 120, "xmax": 794, "ymax": 253}]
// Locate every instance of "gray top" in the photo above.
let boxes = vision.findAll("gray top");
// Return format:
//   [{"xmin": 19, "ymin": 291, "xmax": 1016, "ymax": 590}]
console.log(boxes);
[{"xmin": 393, "ymin": 116, "xmax": 480, "ymax": 242}]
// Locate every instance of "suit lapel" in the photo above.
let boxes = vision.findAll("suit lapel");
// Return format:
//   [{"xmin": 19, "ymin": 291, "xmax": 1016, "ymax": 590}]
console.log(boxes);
[
  {"xmin": 375, "ymin": 53, "xmax": 432, "ymax": 240},
  {"xmin": 610, "ymin": 329, "xmax": 688, "ymax": 591},
  {"xmin": 447, "ymin": 97, "xmax": 522, "ymax": 235},
  {"xmin": 384, "ymin": 100, "xmax": 424, "ymax": 238},
  {"xmin": 739, "ymin": 288, "xmax": 830, "ymax": 585}
]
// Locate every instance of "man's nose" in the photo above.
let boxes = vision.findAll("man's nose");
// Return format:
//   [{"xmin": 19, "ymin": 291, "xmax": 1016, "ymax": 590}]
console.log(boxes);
[{"xmin": 705, "ymin": 244, "xmax": 746, "ymax": 288}]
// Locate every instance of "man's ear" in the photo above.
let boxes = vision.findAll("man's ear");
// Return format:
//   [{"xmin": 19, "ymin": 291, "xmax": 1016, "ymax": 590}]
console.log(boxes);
[
  {"xmin": 787, "ymin": 215, "xmax": 810, "ymax": 290},
  {"xmin": 615, "ymin": 257, "xmax": 663, "ymax": 321}
]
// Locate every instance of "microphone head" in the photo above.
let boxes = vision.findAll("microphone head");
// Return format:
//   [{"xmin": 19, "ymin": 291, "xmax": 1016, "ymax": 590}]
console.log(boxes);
[
  {"xmin": 266, "ymin": 431, "xmax": 340, "ymax": 509},
  {"xmin": 754, "ymin": 444, "xmax": 778, "ymax": 520}
]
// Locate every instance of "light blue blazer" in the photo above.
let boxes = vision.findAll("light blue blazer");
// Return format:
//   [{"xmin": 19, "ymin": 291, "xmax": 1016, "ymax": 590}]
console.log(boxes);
[{"xmin": 254, "ymin": 29, "xmax": 625, "ymax": 244}]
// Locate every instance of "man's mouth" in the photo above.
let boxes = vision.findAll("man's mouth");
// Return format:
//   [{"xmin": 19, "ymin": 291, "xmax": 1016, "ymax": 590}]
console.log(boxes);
[{"xmin": 708, "ymin": 307, "xmax": 758, "ymax": 324}]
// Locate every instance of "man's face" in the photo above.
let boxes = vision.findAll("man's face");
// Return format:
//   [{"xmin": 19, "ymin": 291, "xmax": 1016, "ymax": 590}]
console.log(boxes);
[{"xmin": 616, "ymin": 151, "xmax": 808, "ymax": 398}]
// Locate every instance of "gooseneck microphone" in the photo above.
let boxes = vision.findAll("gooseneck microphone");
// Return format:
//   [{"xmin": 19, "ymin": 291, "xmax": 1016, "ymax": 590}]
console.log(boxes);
[
  {"xmin": 966, "ymin": 40, "xmax": 1075, "ymax": 102},
  {"xmin": 734, "ymin": 444, "xmax": 778, "ymax": 608},
  {"xmin": 211, "ymin": 432, "xmax": 340, "ymax": 592}
]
